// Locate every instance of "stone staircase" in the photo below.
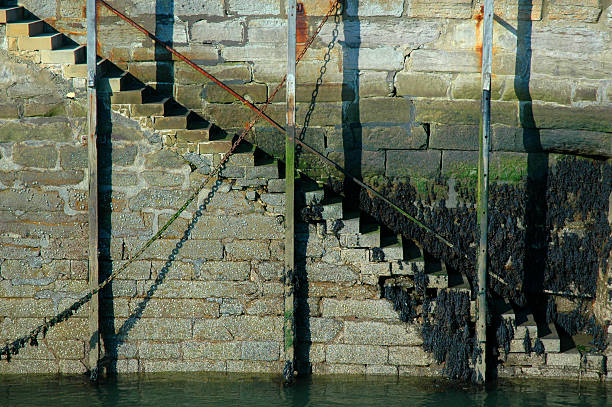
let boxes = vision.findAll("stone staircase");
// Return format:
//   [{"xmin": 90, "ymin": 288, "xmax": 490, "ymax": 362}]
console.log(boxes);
[{"xmin": 0, "ymin": 3, "xmax": 455, "ymax": 290}]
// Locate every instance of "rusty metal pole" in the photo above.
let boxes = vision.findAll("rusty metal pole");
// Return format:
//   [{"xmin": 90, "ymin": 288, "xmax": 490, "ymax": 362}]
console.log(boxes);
[
  {"xmin": 86, "ymin": 0, "xmax": 100, "ymax": 379},
  {"xmin": 476, "ymin": 0, "xmax": 494, "ymax": 384},
  {"xmin": 283, "ymin": 0, "xmax": 297, "ymax": 385}
]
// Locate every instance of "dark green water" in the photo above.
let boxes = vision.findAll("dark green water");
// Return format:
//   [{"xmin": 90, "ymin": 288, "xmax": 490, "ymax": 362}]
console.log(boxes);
[{"xmin": 0, "ymin": 373, "xmax": 609, "ymax": 407}]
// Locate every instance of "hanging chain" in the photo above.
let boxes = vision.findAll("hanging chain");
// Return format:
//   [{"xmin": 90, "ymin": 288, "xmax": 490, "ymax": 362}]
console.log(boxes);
[{"xmin": 0, "ymin": 0, "xmax": 343, "ymax": 362}]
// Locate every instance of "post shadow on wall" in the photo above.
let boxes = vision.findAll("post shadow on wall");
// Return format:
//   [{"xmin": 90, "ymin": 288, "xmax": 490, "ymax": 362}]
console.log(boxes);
[
  {"xmin": 294, "ymin": 0, "xmax": 361, "ymax": 376},
  {"xmin": 515, "ymin": 0, "xmax": 549, "ymax": 315},
  {"xmin": 155, "ymin": 0, "xmax": 174, "ymax": 98}
]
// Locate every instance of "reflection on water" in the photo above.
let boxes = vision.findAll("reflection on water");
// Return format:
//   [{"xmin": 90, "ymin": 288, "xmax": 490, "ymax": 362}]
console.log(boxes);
[{"xmin": 0, "ymin": 373, "xmax": 609, "ymax": 407}]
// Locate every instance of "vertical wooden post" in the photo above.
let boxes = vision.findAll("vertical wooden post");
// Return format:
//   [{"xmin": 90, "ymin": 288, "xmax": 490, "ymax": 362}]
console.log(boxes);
[
  {"xmin": 475, "ymin": 0, "xmax": 494, "ymax": 383},
  {"xmin": 86, "ymin": 0, "xmax": 100, "ymax": 378},
  {"xmin": 283, "ymin": 0, "xmax": 297, "ymax": 385}
]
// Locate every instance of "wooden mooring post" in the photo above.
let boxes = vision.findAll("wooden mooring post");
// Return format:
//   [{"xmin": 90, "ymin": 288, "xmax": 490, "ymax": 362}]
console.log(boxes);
[
  {"xmin": 283, "ymin": 0, "xmax": 297, "ymax": 384},
  {"xmin": 86, "ymin": 0, "xmax": 100, "ymax": 378},
  {"xmin": 475, "ymin": 0, "xmax": 494, "ymax": 383}
]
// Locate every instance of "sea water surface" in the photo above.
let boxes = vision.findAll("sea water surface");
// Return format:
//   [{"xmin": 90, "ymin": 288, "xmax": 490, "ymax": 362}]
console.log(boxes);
[{"xmin": 0, "ymin": 373, "xmax": 609, "ymax": 406}]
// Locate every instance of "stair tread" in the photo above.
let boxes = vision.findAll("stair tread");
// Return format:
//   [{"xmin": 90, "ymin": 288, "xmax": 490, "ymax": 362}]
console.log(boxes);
[
  {"xmin": 28, "ymin": 32, "xmax": 62, "ymax": 38},
  {"xmin": 7, "ymin": 18, "xmax": 41, "ymax": 24},
  {"xmin": 47, "ymin": 44, "xmax": 84, "ymax": 52}
]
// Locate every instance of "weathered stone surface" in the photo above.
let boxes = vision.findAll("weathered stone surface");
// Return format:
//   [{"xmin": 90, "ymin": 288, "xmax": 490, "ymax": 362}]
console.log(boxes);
[
  {"xmin": 299, "ymin": 318, "xmax": 343, "ymax": 343},
  {"xmin": 241, "ymin": 341, "xmax": 280, "ymax": 361},
  {"xmin": 409, "ymin": 49, "xmax": 479, "ymax": 73},
  {"xmin": 321, "ymin": 299, "xmax": 399, "ymax": 320},
  {"xmin": 204, "ymin": 83, "xmax": 267, "ymax": 103},
  {"xmin": 389, "ymin": 346, "xmax": 434, "ymax": 366},
  {"xmin": 414, "ymin": 99, "xmax": 518, "ymax": 127},
  {"xmin": 341, "ymin": 321, "xmax": 423, "ymax": 346},
  {"xmin": 473, "ymin": 0, "xmax": 543, "ymax": 20},
  {"xmin": 195, "ymin": 261, "xmax": 250, "ymax": 281},
  {"xmin": 0, "ymin": 189, "xmax": 64, "ymax": 212},
  {"xmin": 385, "ymin": 150, "xmax": 441, "ymax": 178},
  {"xmin": 345, "ymin": 0, "xmax": 404, "ymax": 16},
  {"xmin": 144, "ymin": 149, "xmax": 187, "ymax": 169},
  {"xmin": 528, "ymin": 103, "xmax": 612, "ymax": 133},
  {"xmin": 396, "ymin": 72, "xmax": 450, "ymax": 98},
  {"xmin": 191, "ymin": 19, "xmax": 244, "ymax": 43},
  {"xmin": 362, "ymin": 125, "xmax": 428, "ymax": 150},
  {"xmin": 408, "ymin": 0, "xmax": 472, "ymax": 18},
  {"xmin": 183, "ymin": 342, "xmax": 241, "ymax": 360},
  {"xmin": 138, "ymin": 342, "xmax": 181, "ymax": 360},
  {"xmin": 429, "ymin": 124, "xmax": 478, "ymax": 151},
  {"xmin": 59, "ymin": 145, "xmax": 88, "ymax": 169},
  {"xmin": 343, "ymin": 47, "xmax": 404, "ymax": 71},
  {"xmin": 12, "ymin": 143, "xmax": 57, "ymax": 168},
  {"xmin": 225, "ymin": 240, "xmax": 270, "ymax": 260},
  {"xmin": 547, "ymin": 0, "xmax": 602, "ymax": 22},
  {"xmin": 228, "ymin": 0, "xmax": 281, "ymax": 15},
  {"xmin": 190, "ymin": 214, "xmax": 283, "ymax": 240},
  {"xmin": 327, "ymin": 344, "xmax": 388, "ymax": 364},
  {"xmin": 306, "ymin": 261, "xmax": 359, "ymax": 283},
  {"xmin": 359, "ymin": 97, "xmax": 412, "ymax": 124},
  {"xmin": 193, "ymin": 316, "xmax": 283, "ymax": 341},
  {"xmin": 502, "ymin": 77, "xmax": 572, "ymax": 105}
]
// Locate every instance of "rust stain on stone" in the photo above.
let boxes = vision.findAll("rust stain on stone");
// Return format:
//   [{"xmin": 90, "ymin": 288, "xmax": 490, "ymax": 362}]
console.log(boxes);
[
  {"xmin": 297, "ymin": 2, "xmax": 309, "ymax": 55},
  {"xmin": 474, "ymin": 5, "xmax": 484, "ymax": 72}
]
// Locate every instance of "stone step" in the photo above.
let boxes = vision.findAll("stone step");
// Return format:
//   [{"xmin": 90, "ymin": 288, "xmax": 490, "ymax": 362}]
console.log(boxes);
[
  {"xmin": 539, "ymin": 324, "xmax": 560, "ymax": 353},
  {"xmin": 321, "ymin": 197, "xmax": 343, "ymax": 220},
  {"xmin": 224, "ymin": 143, "xmax": 256, "ymax": 167},
  {"xmin": 390, "ymin": 239, "xmax": 425, "ymax": 275},
  {"xmin": 176, "ymin": 121, "xmax": 213, "ymax": 143},
  {"xmin": 154, "ymin": 112, "xmax": 189, "ymax": 130},
  {"xmin": 99, "ymin": 71, "xmax": 129, "ymax": 93},
  {"xmin": 424, "ymin": 258, "xmax": 447, "ymax": 288},
  {"xmin": 0, "ymin": 6, "xmax": 23, "ymax": 23},
  {"xmin": 197, "ymin": 137, "xmax": 234, "ymax": 154},
  {"xmin": 246, "ymin": 160, "xmax": 279, "ymax": 179},
  {"xmin": 110, "ymin": 87, "xmax": 146, "ymax": 104},
  {"xmin": 326, "ymin": 210, "xmax": 358, "ymax": 235},
  {"xmin": 299, "ymin": 179, "xmax": 324, "ymax": 206},
  {"xmin": 40, "ymin": 44, "xmax": 85, "ymax": 64},
  {"xmin": 448, "ymin": 271, "xmax": 471, "ymax": 294},
  {"xmin": 131, "ymin": 97, "xmax": 171, "ymax": 117},
  {"xmin": 63, "ymin": 58, "xmax": 109, "ymax": 78},
  {"xmin": 18, "ymin": 32, "xmax": 63, "ymax": 50},
  {"xmin": 376, "ymin": 234, "xmax": 403, "ymax": 261},
  {"xmin": 6, "ymin": 19, "xmax": 43, "ymax": 36}
]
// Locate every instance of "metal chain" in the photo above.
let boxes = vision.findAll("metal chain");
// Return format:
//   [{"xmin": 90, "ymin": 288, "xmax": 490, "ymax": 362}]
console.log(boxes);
[{"xmin": 0, "ymin": 0, "xmax": 343, "ymax": 362}]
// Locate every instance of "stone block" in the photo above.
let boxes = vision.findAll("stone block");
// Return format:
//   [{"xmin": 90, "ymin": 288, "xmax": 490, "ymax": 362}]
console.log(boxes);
[
  {"xmin": 441, "ymin": 150, "xmax": 477, "ymax": 180},
  {"xmin": 0, "ymin": 118, "xmax": 75, "ymax": 143},
  {"xmin": 228, "ymin": 0, "xmax": 281, "ymax": 15},
  {"xmin": 327, "ymin": 344, "xmax": 388, "ymax": 365},
  {"xmin": 408, "ymin": 0, "xmax": 472, "ymax": 18},
  {"xmin": 409, "ymin": 49, "xmax": 479, "ymax": 73},
  {"xmin": 547, "ymin": 0, "xmax": 602, "ymax": 22},
  {"xmin": 297, "ymin": 317, "xmax": 343, "ymax": 343},
  {"xmin": 306, "ymin": 262, "xmax": 359, "ymax": 283},
  {"xmin": 0, "ymin": 104, "xmax": 20, "ymax": 118},
  {"xmin": 222, "ymin": 45, "xmax": 285, "ymax": 62},
  {"xmin": 452, "ymin": 73, "xmax": 503, "ymax": 100},
  {"xmin": 205, "ymin": 83, "xmax": 267, "ymax": 103},
  {"xmin": 472, "ymin": 0, "xmax": 542, "ymax": 20},
  {"xmin": 429, "ymin": 124, "xmax": 478, "ymax": 151},
  {"xmin": 247, "ymin": 18, "xmax": 286, "ymax": 44},
  {"xmin": 0, "ymin": 189, "xmax": 64, "ymax": 212},
  {"xmin": 343, "ymin": 47, "xmax": 404, "ymax": 71},
  {"xmin": 385, "ymin": 150, "xmax": 441, "ymax": 178},
  {"xmin": 359, "ymin": 97, "xmax": 412, "ymax": 124},
  {"xmin": 395, "ymin": 72, "xmax": 450, "ymax": 98},
  {"xmin": 313, "ymin": 363, "xmax": 366, "ymax": 375},
  {"xmin": 362, "ymin": 125, "xmax": 428, "ymax": 150},
  {"xmin": 389, "ymin": 346, "xmax": 434, "ymax": 366},
  {"xmin": 528, "ymin": 103, "xmax": 612, "ymax": 133},
  {"xmin": 546, "ymin": 352, "xmax": 581, "ymax": 368},
  {"xmin": 141, "ymin": 360, "xmax": 226, "ymax": 373},
  {"xmin": 241, "ymin": 341, "xmax": 280, "ymax": 361},
  {"xmin": 191, "ymin": 19, "xmax": 244, "ymax": 43},
  {"xmin": 226, "ymin": 360, "xmax": 283, "ymax": 373},
  {"xmin": 320, "ymin": 299, "xmax": 399, "ymax": 320},
  {"xmin": 225, "ymin": 240, "xmax": 270, "ymax": 260},
  {"xmin": 245, "ymin": 298, "xmax": 283, "ymax": 316},
  {"xmin": 345, "ymin": 0, "xmax": 404, "ymax": 16},
  {"xmin": 175, "ymin": 0, "xmax": 225, "ymax": 16},
  {"xmin": 129, "ymin": 299, "xmax": 219, "ymax": 318},
  {"xmin": 59, "ymin": 145, "xmax": 88, "ymax": 169},
  {"xmin": 12, "ymin": 143, "xmax": 57, "ymax": 168},
  {"xmin": 414, "ymin": 99, "xmax": 518, "ymax": 127},
  {"xmin": 190, "ymin": 214, "xmax": 284, "ymax": 240},
  {"xmin": 183, "ymin": 342, "xmax": 241, "ymax": 360},
  {"xmin": 138, "ymin": 342, "xmax": 181, "ymax": 360},
  {"xmin": 341, "ymin": 321, "xmax": 423, "ymax": 346},
  {"xmin": 144, "ymin": 149, "xmax": 187, "ymax": 169},
  {"xmin": 366, "ymin": 364, "xmax": 399, "ymax": 375},
  {"xmin": 128, "ymin": 189, "xmax": 195, "ymax": 211},
  {"xmin": 195, "ymin": 261, "xmax": 250, "ymax": 281},
  {"xmin": 502, "ymin": 77, "xmax": 572, "ymax": 105},
  {"xmin": 0, "ymin": 298, "xmax": 56, "ymax": 318},
  {"xmin": 574, "ymin": 86, "xmax": 598, "ymax": 103},
  {"xmin": 17, "ymin": 170, "xmax": 85, "ymax": 187},
  {"xmin": 193, "ymin": 316, "xmax": 283, "ymax": 341}
]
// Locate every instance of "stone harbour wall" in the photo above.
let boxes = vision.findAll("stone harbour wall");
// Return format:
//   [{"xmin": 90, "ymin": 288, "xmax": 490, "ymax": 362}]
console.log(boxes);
[
  {"xmin": 12, "ymin": 0, "xmax": 612, "ymax": 184},
  {"xmin": 0, "ymin": 0, "xmax": 611, "ymax": 378}
]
